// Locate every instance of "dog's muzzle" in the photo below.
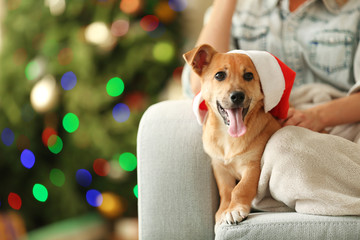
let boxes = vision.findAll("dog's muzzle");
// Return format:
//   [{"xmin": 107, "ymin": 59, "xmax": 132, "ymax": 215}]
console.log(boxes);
[{"xmin": 216, "ymin": 91, "xmax": 250, "ymax": 137}]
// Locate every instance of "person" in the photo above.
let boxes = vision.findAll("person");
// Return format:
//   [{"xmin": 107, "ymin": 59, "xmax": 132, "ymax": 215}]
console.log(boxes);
[
  {"xmin": 181, "ymin": 0, "xmax": 360, "ymax": 216},
  {"xmin": 182, "ymin": 0, "xmax": 360, "ymax": 133}
]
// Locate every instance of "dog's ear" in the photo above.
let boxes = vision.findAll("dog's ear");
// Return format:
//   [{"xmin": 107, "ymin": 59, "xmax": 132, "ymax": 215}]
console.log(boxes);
[{"xmin": 183, "ymin": 44, "xmax": 217, "ymax": 76}]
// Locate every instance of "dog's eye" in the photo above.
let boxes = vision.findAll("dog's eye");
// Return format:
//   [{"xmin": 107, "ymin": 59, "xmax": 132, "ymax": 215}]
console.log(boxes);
[
  {"xmin": 243, "ymin": 72, "xmax": 253, "ymax": 81},
  {"xmin": 215, "ymin": 71, "xmax": 227, "ymax": 81}
]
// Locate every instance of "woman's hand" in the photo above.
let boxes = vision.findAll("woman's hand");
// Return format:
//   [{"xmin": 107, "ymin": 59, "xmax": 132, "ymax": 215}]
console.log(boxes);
[{"xmin": 282, "ymin": 107, "xmax": 325, "ymax": 132}]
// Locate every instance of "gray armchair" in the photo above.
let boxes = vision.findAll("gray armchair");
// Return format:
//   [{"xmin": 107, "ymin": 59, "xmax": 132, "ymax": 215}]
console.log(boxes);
[{"xmin": 137, "ymin": 100, "xmax": 360, "ymax": 240}]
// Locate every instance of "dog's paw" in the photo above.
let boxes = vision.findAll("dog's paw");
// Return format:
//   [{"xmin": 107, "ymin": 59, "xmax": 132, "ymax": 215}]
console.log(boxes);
[{"xmin": 221, "ymin": 205, "xmax": 250, "ymax": 225}]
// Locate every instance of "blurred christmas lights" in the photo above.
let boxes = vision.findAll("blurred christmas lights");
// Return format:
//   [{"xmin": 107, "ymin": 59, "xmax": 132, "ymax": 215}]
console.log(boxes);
[
  {"xmin": 45, "ymin": 0, "xmax": 66, "ymax": 16},
  {"xmin": 25, "ymin": 58, "xmax": 46, "ymax": 81},
  {"xmin": 42, "ymin": 127, "xmax": 57, "ymax": 146},
  {"xmin": 61, "ymin": 71, "xmax": 77, "ymax": 91},
  {"xmin": 153, "ymin": 41, "xmax": 175, "ymax": 63},
  {"xmin": 98, "ymin": 192, "xmax": 125, "ymax": 218},
  {"xmin": 58, "ymin": 48, "xmax": 73, "ymax": 65},
  {"xmin": 49, "ymin": 168, "xmax": 66, "ymax": 187},
  {"xmin": 8, "ymin": 193, "xmax": 22, "ymax": 210},
  {"xmin": 62, "ymin": 113, "xmax": 80, "ymax": 133},
  {"xmin": 112, "ymin": 103, "xmax": 130, "ymax": 123},
  {"xmin": 155, "ymin": 2, "xmax": 176, "ymax": 23},
  {"xmin": 76, "ymin": 169, "xmax": 92, "ymax": 187},
  {"xmin": 32, "ymin": 184, "xmax": 48, "ymax": 202},
  {"xmin": 85, "ymin": 22, "xmax": 116, "ymax": 50},
  {"xmin": 20, "ymin": 149, "xmax": 35, "ymax": 169},
  {"xmin": 86, "ymin": 189, "xmax": 103, "ymax": 207},
  {"xmin": 111, "ymin": 19, "xmax": 130, "ymax": 37},
  {"xmin": 47, "ymin": 135, "xmax": 63, "ymax": 154},
  {"xmin": 119, "ymin": 152, "xmax": 137, "ymax": 172},
  {"xmin": 93, "ymin": 158, "xmax": 110, "ymax": 177},
  {"xmin": 106, "ymin": 77, "xmax": 125, "ymax": 97},
  {"xmin": 133, "ymin": 185, "xmax": 138, "ymax": 198},
  {"xmin": 1, "ymin": 127, "xmax": 15, "ymax": 146},
  {"xmin": 16, "ymin": 135, "xmax": 31, "ymax": 151},
  {"xmin": 119, "ymin": 0, "xmax": 141, "ymax": 14},
  {"xmin": 140, "ymin": 15, "xmax": 159, "ymax": 32},
  {"xmin": 30, "ymin": 75, "xmax": 59, "ymax": 113},
  {"xmin": 168, "ymin": 0, "xmax": 187, "ymax": 12}
]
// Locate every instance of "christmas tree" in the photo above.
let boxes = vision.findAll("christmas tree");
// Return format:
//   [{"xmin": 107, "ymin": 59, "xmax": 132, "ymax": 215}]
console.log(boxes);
[{"xmin": 0, "ymin": 0, "xmax": 184, "ymax": 231}]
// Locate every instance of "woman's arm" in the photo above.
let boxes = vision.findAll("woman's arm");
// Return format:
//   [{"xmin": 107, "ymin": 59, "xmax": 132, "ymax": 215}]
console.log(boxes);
[
  {"xmin": 283, "ymin": 92, "xmax": 360, "ymax": 131},
  {"xmin": 189, "ymin": 0, "xmax": 237, "ymax": 94}
]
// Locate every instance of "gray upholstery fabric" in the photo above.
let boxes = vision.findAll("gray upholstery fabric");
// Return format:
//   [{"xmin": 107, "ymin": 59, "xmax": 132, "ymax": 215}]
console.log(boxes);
[
  {"xmin": 216, "ymin": 212, "xmax": 360, "ymax": 240},
  {"xmin": 137, "ymin": 100, "xmax": 218, "ymax": 240},
  {"xmin": 137, "ymin": 100, "xmax": 360, "ymax": 240}
]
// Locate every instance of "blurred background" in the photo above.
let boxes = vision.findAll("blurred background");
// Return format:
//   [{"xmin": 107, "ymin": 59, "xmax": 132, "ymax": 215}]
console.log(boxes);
[{"xmin": 0, "ymin": 0, "xmax": 211, "ymax": 239}]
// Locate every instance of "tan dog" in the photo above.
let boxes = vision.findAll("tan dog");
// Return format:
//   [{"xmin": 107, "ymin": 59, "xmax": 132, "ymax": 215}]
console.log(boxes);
[{"xmin": 183, "ymin": 44, "xmax": 294, "ymax": 225}]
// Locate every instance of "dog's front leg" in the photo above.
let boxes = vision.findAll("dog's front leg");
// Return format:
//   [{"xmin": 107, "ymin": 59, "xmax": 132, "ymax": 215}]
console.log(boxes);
[
  {"xmin": 212, "ymin": 160, "xmax": 236, "ymax": 224},
  {"xmin": 223, "ymin": 160, "xmax": 260, "ymax": 224}
]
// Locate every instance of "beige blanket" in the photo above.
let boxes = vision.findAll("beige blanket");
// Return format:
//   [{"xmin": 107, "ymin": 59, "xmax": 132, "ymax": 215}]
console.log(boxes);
[{"xmin": 253, "ymin": 83, "xmax": 360, "ymax": 215}]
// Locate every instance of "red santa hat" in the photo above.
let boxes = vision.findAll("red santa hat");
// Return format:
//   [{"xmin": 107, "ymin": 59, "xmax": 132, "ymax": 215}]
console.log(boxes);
[{"xmin": 193, "ymin": 50, "xmax": 296, "ymax": 125}]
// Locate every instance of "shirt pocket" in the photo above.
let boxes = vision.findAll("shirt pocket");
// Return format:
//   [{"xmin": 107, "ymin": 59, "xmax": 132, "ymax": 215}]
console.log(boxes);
[
  {"xmin": 232, "ymin": 25, "xmax": 269, "ymax": 51},
  {"xmin": 309, "ymin": 31, "xmax": 354, "ymax": 74}
]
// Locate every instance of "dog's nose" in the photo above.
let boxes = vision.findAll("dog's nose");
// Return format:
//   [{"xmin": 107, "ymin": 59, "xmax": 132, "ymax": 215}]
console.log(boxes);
[{"xmin": 230, "ymin": 91, "xmax": 245, "ymax": 105}]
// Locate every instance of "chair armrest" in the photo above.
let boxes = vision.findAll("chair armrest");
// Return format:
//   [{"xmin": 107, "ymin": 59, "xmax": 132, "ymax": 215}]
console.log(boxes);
[{"xmin": 137, "ymin": 100, "xmax": 218, "ymax": 240}]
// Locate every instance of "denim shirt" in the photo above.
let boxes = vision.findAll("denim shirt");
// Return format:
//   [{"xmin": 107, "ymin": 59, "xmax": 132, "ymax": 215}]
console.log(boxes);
[{"xmin": 182, "ymin": 0, "xmax": 360, "ymax": 98}]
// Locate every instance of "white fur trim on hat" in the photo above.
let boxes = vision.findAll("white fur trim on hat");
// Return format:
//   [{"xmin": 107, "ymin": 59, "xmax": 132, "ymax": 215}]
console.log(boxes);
[{"xmin": 228, "ymin": 50, "xmax": 285, "ymax": 113}]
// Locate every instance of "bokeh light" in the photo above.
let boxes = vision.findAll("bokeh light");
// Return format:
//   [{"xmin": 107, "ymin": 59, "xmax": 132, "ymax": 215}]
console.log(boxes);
[
  {"xmin": 1, "ymin": 128, "xmax": 15, "ymax": 146},
  {"xmin": 50, "ymin": 168, "xmax": 66, "ymax": 187},
  {"xmin": 168, "ymin": 0, "xmax": 187, "ymax": 12},
  {"xmin": 25, "ymin": 60, "xmax": 42, "ymax": 81},
  {"xmin": 47, "ymin": 135, "xmax": 63, "ymax": 154},
  {"xmin": 16, "ymin": 134, "xmax": 31, "ymax": 151},
  {"xmin": 111, "ymin": 19, "xmax": 130, "ymax": 37},
  {"xmin": 153, "ymin": 41, "xmax": 175, "ymax": 63},
  {"xmin": 124, "ymin": 92, "xmax": 147, "ymax": 111},
  {"xmin": 86, "ymin": 189, "xmax": 103, "ymax": 207},
  {"xmin": 33, "ymin": 184, "xmax": 48, "ymax": 202},
  {"xmin": 140, "ymin": 15, "xmax": 159, "ymax": 32},
  {"xmin": 13, "ymin": 48, "xmax": 27, "ymax": 65},
  {"xmin": 62, "ymin": 113, "xmax": 79, "ymax": 133},
  {"xmin": 155, "ymin": 1, "xmax": 176, "ymax": 23},
  {"xmin": 58, "ymin": 48, "xmax": 73, "ymax": 65},
  {"xmin": 76, "ymin": 169, "xmax": 92, "ymax": 187},
  {"xmin": 30, "ymin": 75, "xmax": 58, "ymax": 113},
  {"xmin": 45, "ymin": 0, "xmax": 66, "ymax": 16},
  {"xmin": 20, "ymin": 149, "xmax": 35, "ymax": 169},
  {"xmin": 85, "ymin": 22, "xmax": 110, "ymax": 45},
  {"xmin": 8, "ymin": 193, "xmax": 22, "ymax": 210},
  {"xmin": 61, "ymin": 71, "xmax": 77, "ymax": 90},
  {"xmin": 119, "ymin": 152, "xmax": 137, "ymax": 172},
  {"xmin": 97, "ymin": 192, "xmax": 125, "ymax": 218},
  {"xmin": 106, "ymin": 77, "xmax": 124, "ymax": 97},
  {"xmin": 133, "ymin": 185, "xmax": 138, "ymax": 198},
  {"xmin": 93, "ymin": 158, "xmax": 110, "ymax": 177},
  {"xmin": 112, "ymin": 103, "xmax": 130, "ymax": 123},
  {"xmin": 42, "ymin": 127, "xmax": 57, "ymax": 146},
  {"xmin": 119, "ymin": 0, "xmax": 141, "ymax": 14}
]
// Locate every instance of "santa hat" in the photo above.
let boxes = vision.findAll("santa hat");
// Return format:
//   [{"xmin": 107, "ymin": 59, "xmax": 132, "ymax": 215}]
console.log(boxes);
[{"xmin": 193, "ymin": 50, "xmax": 296, "ymax": 125}]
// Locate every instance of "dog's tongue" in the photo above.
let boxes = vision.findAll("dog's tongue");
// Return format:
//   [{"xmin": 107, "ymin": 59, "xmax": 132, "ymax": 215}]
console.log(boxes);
[{"xmin": 225, "ymin": 108, "xmax": 246, "ymax": 137}]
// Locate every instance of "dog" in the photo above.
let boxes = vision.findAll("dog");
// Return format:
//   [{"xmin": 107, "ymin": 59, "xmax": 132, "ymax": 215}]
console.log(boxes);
[{"xmin": 183, "ymin": 44, "xmax": 295, "ymax": 225}]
